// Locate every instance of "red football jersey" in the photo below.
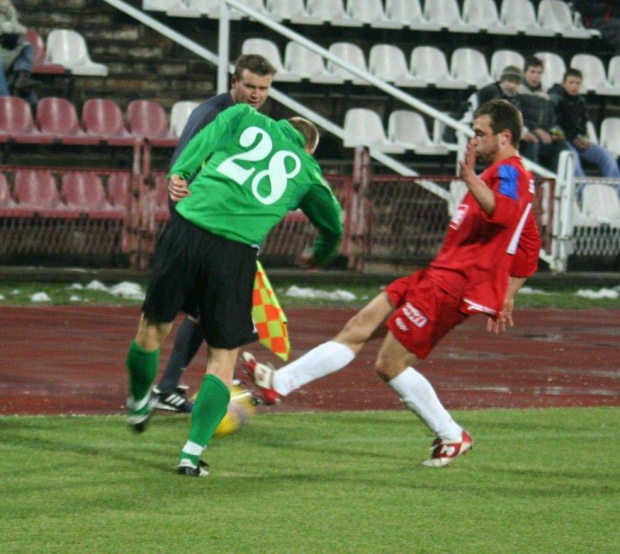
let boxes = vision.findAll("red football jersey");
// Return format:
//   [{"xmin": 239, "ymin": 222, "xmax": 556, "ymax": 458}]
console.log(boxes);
[{"xmin": 427, "ymin": 155, "xmax": 542, "ymax": 318}]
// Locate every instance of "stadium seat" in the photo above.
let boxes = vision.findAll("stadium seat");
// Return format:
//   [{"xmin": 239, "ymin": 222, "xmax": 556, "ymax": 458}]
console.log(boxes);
[
  {"xmin": 166, "ymin": 0, "xmax": 219, "ymax": 19},
  {"xmin": 599, "ymin": 117, "xmax": 620, "ymax": 157},
  {"xmin": 46, "ymin": 29, "xmax": 109, "ymax": 76},
  {"xmin": 170, "ymin": 101, "xmax": 199, "ymax": 136},
  {"xmin": 60, "ymin": 171, "xmax": 119, "ymax": 218},
  {"xmin": 385, "ymin": 0, "xmax": 441, "ymax": 31},
  {"xmin": 265, "ymin": 0, "xmax": 322, "ymax": 24},
  {"xmin": 607, "ymin": 56, "xmax": 620, "ymax": 90},
  {"xmin": 241, "ymin": 38, "xmax": 301, "ymax": 82},
  {"xmin": 327, "ymin": 42, "xmax": 369, "ymax": 85},
  {"xmin": 305, "ymin": 0, "xmax": 362, "ymax": 26},
  {"xmin": 81, "ymin": 99, "xmax": 136, "ymax": 146},
  {"xmin": 126, "ymin": 100, "xmax": 178, "ymax": 147},
  {"xmin": 490, "ymin": 49, "xmax": 525, "ymax": 80},
  {"xmin": 346, "ymin": 0, "xmax": 401, "ymax": 29},
  {"xmin": 586, "ymin": 120, "xmax": 599, "ymax": 144},
  {"xmin": 387, "ymin": 110, "xmax": 449, "ymax": 155},
  {"xmin": 500, "ymin": 0, "xmax": 554, "ymax": 36},
  {"xmin": 343, "ymin": 108, "xmax": 405, "ymax": 154},
  {"xmin": 107, "ymin": 172, "xmax": 132, "ymax": 215},
  {"xmin": 409, "ymin": 46, "xmax": 466, "ymax": 89},
  {"xmin": 0, "ymin": 96, "xmax": 53, "ymax": 144},
  {"xmin": 572, "ymin": 197, "xmax": 599, "ymax": 228},
  {"xmin": 581, "ymin": 184, "xmax": 620, "ymax": 227},
  {"xmin": 284, "ymin": 42, "xmax": 344, "ymax": 84},
  {"xmin": 26, "ymin": 28, "xmax": 66, "ymax": 75},
  {"xmin": 450, "ymin": 48, "xmax": 492, "ymax": 88},
  {"xmin": 36, "ymin": 97, "xmax": 99, "ymax": 145},
  {"xmin": 0, "ymin": 173, "xmax": 16, "ymax": 208},
  {"xmin": 534, "ymin": 51, "xmax": 566, "ymax": 90},
  {"xmin": 537, "ymin": 0, "xmax": 591, "ymax": 39},
  {"xmin": 153, "ymin": 172, "xmax": 171, "ymax": 221},
  {"xmin": 368, "ymin": 44, "xmax": 425, "ymax": 88},
  {"xmin": 13, "ymin": 169, "xmax": 76, "ymax": 218},
  {"xmin": 570, "ymin": 54, "xmax": 620, "ymax": 96},
  {"xmin": 424, "ymin": 0, "xmax": 478, "ymax": 33},
  {"xmin": 461, "ymin": 0, "xmax": 513, "ymax": 34}
]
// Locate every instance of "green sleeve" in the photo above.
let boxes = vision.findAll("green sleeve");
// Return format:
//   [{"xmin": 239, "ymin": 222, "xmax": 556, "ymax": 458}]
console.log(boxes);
[
  {"xmin": 167, "ymin": 104, "xmax": 248, "ymax": 180},
  {"xmin": 299, "ymin": 180, "xmax": 343, "ymax": 265}
]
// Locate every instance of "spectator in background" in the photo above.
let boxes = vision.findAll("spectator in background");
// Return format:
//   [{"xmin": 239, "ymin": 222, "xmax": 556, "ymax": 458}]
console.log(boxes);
[
  {"xmin": 572, "ymin": 0, "xmax": 620, "ymax": 53},
  {"xmin": 0, "ymin": 0, "xmax": 38, "ymax": 109},
  {"xmin": 549, "ymin": 68, "xmax": 620, "ymax": 178},
  {"xmin": 517, "ymin": 56, "xmax": 570, "ymax": 173},
  {"xmin": 477, "ymin": 65, "xmax": 524, "ymax": 108}
]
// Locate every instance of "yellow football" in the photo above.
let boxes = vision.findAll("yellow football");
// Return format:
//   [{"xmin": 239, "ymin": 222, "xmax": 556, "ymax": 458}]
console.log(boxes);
[{"xmin": 213, "ymin": 384, "xmax": 256, "ymax": 438}]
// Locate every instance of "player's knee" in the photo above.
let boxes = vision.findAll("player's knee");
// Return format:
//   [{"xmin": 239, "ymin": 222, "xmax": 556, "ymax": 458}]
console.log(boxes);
[{"xmin": 374, "ymin": 357, "xmax": 398, "ymax": 382}]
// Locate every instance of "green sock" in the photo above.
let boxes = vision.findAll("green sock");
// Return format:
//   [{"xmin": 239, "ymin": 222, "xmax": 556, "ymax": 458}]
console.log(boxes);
[
  {"xmin": 179, "ymin": 375, "xmax": 230, "ymax": 465},
  {"xmin": 125, "ymin": 340, "xmax": 159, "ymax": 401}
]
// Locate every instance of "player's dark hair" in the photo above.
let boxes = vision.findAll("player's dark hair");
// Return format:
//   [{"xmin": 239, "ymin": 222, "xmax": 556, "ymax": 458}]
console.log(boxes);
[
  {"xmin": 523, "ymin": 55, "xmax": 544, "ymax": 72},
  {"xmin": 474, "ymin": 99, "xmax": 523, "ymax": 148},
  {"xmin": 563, "ymin": 68, "xmax": 583, "ymax": 81},
  {"xmin": 234, "ymin": 54, "xmax": 277, "ymax": 78},
  {"xmin": 288, "ymin": 117, "xmax": 319, "ymax": 151}
]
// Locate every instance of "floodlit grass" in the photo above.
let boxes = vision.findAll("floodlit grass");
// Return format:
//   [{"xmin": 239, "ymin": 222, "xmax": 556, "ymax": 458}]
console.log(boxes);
[
  {"xmin": 1, "ymin": 281, "xmax": 619, "ymax": 309},
  {"xmin": 1, "ymin": 408, "xmax": 618, "ymax": 553}
]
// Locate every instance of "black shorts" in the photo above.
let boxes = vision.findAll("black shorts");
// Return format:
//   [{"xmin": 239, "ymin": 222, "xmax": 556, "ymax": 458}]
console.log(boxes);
[{"xmin": 142, "ymin": 215, "xmax": 258, "ymax": 349}]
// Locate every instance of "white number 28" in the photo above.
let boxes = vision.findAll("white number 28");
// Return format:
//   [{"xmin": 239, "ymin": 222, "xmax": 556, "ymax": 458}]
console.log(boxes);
[{"xmin": 216, "ymin": 126, "xmax": 301, "ymax": 205}]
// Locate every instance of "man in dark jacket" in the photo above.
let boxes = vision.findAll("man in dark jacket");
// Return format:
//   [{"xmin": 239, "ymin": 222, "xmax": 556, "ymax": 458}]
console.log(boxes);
[
  {"xmin": 517, "ymin": 56, "xmax": 570, "ymax": 173},
  {"xmin": 573, "ymin": 0, "xmax": 620, "ymax": 53},
  {"xmin": 549, "ymin": 68, "xmax": 620, "ymax": 177}
]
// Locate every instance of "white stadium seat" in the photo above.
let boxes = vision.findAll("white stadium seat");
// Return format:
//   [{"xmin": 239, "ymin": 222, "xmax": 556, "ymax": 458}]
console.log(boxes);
[
  {"xmin": 571, "ymin": 54, "xmax": 620, "ymax": 96},
  {"xmin": 242, "ymin": 38, "xmax": 301, "ymax": 82},
  {"xmin": 599, "ymin": 117, "xmax": 620, "ymax": 157},
  {"xmin": 169, "ymin": 101, "xmax": 199, "ymax": 136},
  {"xmin": 450, "ymin": 48, "xmax": 493, "ymax": 88},
  {"xmin": 537, "ymin": 0, "xmax": 591, "ymax": 39},
  {"xmin": 461, "ymin": 0, "xmax": 514, "ymax": 35},
  {"xmin": 534, "ymin": 51, "xmax": 566, "ymax": 90},
  {"xmin": 388, "ymin": 110, "xmax": 450, "ymax": 155},
  {"xmin": 385, "ymin": 0, "xmax": 441, "ymax": 31},
  {"xmin": 46, "ymin": 29, "xmax": 108, "ymax": 76},
  {"xmin": 409, "ymin": 46, "xmax": 467, "ymax": 89},
  {"xmin": 343, "ymin": 108, "xmax": 405, "ymax": 154},
  {"xmin": 346, "ymin": 0, "xmax": 401, "ymax": 29},
  {"xmin": 327, "ymin": 42, "xmax": 368, "ymax": 85},
  {"xmin": 368, "ymin": 44, "xmax": 426, "ymax": 87},
  {"xmin": 424, "ymin": 0, "xmax": 478, "ymax": 33},
  {"xmin": 490, "ymin": 49, "xmax": 525, "ymax": 80},
  {"xmin": 284, "ymin": 42, "xmax": 344, "ymax": 84},
  {"xmin": 305, "ymin": 0, "xmax": 362, "ymax": 26},
  {"xmin": 582, "ymin": 184, "xmax": 620, "ymax": 228},
  {"xmin": 500, "ymin": 0, "xmax": 555, "ymax": 36}
]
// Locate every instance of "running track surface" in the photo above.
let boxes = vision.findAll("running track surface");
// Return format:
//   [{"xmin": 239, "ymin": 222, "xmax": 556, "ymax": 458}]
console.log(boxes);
[{"xmin": 1, "ymin": 307, "xmax": 618, "ymax": 415}]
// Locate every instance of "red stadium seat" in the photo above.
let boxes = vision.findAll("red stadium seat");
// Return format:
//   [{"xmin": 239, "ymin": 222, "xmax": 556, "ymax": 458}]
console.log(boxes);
[
  {"xmin": 153, "ymin": 172, "xmax": 171, "ymax": 221},
  {"xmin": 0, "ymin": 173, "xmax": 16, "ymax": 207},
  {"xmin": 0, "ymin": 97, "xmax": 53, "ymax": 144},
  {"xmin": 13, "ymin": 169, "xmax": 76, "ymax": 217},
  {"xmin": 36, "ymin": 97, "xmax": 99, "ymax": 145},
  {"xmin": 81, "ymin": 99, "xmax": 137, "ymax": 146},
  {"xmin": 60, "ymin": 171, "xmax": 120, "ymax": 219},
  {"xmin": 107, "ymin": 172, "xmax": 131, "ymax": 212},
  {"xmin": 126, "ymin": 100, "xmax": 178, "ymax": 147},
  {"xmin": 26, "ymin": 28, "xmax": 66, "ymax": 75}
]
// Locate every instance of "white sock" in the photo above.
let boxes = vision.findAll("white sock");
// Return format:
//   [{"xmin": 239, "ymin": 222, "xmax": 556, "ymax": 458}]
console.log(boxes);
[
  {"xmin": 272, "ymin": 341, "xmax": 355, "ymax": 396},
  {"xmin": 388, "ymin": 367, "xmax": 462, "ymax": 441}
]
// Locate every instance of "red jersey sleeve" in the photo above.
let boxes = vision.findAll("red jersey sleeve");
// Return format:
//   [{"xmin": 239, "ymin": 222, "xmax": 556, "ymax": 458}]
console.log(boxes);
[{"xmin": 510, "ymin": 209, "xmax": 542, "ymax": 278}]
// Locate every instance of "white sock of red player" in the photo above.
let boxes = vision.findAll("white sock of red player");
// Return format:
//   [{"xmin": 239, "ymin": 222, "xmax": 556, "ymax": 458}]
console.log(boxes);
[
  {"xmin": 388, "ymin": 367, "xmax": 462, "ymax": 441},
  {"xmin": 272, "ymin": 341, "xmax": 355, "ymax": 396}
]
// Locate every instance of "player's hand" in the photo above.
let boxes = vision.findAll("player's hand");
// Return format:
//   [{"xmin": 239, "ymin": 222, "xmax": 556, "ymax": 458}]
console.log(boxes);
[
  {"xmin": 168, "ymin": 174, "xmax": 190, "ymax": 202},
  {"xmin": 523, "ymin": 132, "xmax": 538, "ymax": 143},
  {"xmin": 297, "ymin": 249, "xmax": 319, "ymax": 270},
  {"xmin": 458, "ymin": 137, "xmax": 476, "ymax": 182},
  {"xmin": 486, "ymin": 298, "xmax": 514, "ymax": 334}
]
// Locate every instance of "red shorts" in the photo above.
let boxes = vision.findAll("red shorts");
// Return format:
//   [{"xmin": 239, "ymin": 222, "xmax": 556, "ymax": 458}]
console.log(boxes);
[{"xmin": 385, "ymin": 269, "xmax": 468, "ymax": 359}]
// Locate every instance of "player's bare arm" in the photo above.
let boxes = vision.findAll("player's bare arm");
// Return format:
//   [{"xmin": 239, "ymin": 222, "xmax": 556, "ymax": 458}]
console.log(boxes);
[
  {"xmin": 168, "ymin": 174, "xmax": 190, "ymax": 202},
  {"xmin": 486, "ymin": 276, "xmax": 527, "ymax": 334}
]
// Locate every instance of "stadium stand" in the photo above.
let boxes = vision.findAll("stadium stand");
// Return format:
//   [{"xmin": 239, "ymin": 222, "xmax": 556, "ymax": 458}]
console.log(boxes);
[
  {"xmin": 368, "ymin": 44, "xmax": 424, "ymax": 88},
  {"xmin": 345, "ymin": 0, "xmax": 401, "ymax": 29},
  {"xmin": 450, "ymin": 48, "xmax": 493, "ymax": 88},
  {"xmin": 500, "ymin": 0, "xmax": 555, "ymax": 36},
  {"xmin": 12, "ymin": 169, "xmax": 76, "ymax": 218},
  {"xmin": 26, "ymin": 28, "xmax": 66, "ymax": 75},
  {"xmin": 0, "ymin": 173, "xmax": 16, "ymax": 209},
  {"xmin": 326, "ymin": 42, "xmax": 368, "ymax": 85},
  {"xmin": 409, "ymin": 46, "xmax": 465, "ymax": 89},
  {"xmin": 304, "ymin": 0, "xmax": 361, "ymax": 26},
  {"xmin": 265, "ymin": 0, "xmax": 322, "ymax": 25},
  {"xmin": 60, "ymin": 171, "xmax": 119, "ymax": 218},
  {"xmin": 490, "ymin": 49, "xmax": 526, "ymax": 80},
  {"xmin": 537, "ymin": 0, "xmax": 592, "ymax": 39},
  {"xmin": 570, "ymin": 54, "xmax": 620, "ymax": 96},
  {"xmin": 534, "ymin": 50, "xmax": 567, "ymax": 90},
  {"xmin": 385, "ymin": 0, "xmax": 440, "ymax": 31},
  {"xmin": 241, "ymin": 38, "xmax": 301, "ymax": 82},
  {"xmin": 582, "ymin": 183, "xmax": 620, "ymax": 227}
]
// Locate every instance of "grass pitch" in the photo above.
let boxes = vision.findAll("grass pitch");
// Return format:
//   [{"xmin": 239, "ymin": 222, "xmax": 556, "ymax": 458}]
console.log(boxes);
[{"xmin": 1, "ymin": 407, "xmax": 618, "ymax": 553}]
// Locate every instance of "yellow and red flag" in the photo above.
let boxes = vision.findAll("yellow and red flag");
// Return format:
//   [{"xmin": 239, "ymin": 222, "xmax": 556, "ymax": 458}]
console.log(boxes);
[{"xmin": 252, "ymin": 261, "xmax": 291, "ymax": 361}]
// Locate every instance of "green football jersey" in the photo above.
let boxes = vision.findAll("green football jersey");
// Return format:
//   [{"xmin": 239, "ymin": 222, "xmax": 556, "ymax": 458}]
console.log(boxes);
[{"xmin": 169, "ymin": 104, "xmax": 342, "ymax": 264}]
